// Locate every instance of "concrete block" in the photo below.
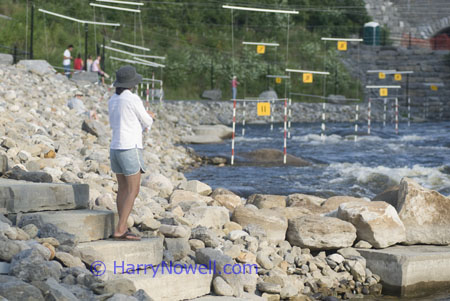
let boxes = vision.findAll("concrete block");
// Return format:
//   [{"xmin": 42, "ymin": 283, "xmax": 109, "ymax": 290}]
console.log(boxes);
[
  {"xmin": 359, "ymin": 245, "xmax": 450, "ymax": 297},
  {"xmin": 124, "ymin": 266, "xmax": 213, "ymax": 301},
  {"xmin": 20, "ymin": 209, "xmax": 115, "ymax": 242},
  {"xmin": 0, "ymin": 179, "xmax": 89, "ymax": 213},
  {"xmin": 78, "ymin": 237, "xmax": 163, "ymax": 272}
]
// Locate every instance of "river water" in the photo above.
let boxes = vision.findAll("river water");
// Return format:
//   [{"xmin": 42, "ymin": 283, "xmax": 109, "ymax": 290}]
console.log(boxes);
[{"xmin": 186, "ymin": 121, "xmax": 450, "ymax": 199}]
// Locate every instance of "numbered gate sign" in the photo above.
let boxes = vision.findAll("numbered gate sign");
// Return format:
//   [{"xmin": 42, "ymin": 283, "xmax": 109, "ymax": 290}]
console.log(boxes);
[
  {"xmin": 431, "ymin": 85, "xmax": 438, "ymax": 91},
  {"xmin": 337, "ymin": 41, "xmax": 347, "ymax": 51},
  {"xmin": 257, "ymin": 102, "xmax": 271, "ymax": 116},
  {"xmin": 257, "ymin": 45, "xmax": 266, "ymax": 54},
  {"xmin": 394, "ymin": 74, "xmax": 402, "ymax": 81},
  {"xmin": 379, "ymin": 88, "xmax": 388, "ymax": 97},
  {"xmin": 379, "ymin": 72, "xmax": 386, "ymax": 79},
  {"xmin": 303, "ymin": 73, "xmax": 313, "ymax": 83},
  {"xmin": 275, "ymin": 77, "xmax": 282, "ymax": 84}
]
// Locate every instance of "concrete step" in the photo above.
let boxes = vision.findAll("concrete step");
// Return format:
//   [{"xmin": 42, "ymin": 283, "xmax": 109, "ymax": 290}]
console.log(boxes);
[
  {"xmin": 358, "ymin": 245, "xmax": 450, "ymax": 297},
  {"xmin": 0, "ymin": 179, "xmax": 89, "ymax": 214},
  {"xmin": 20, "ymin": 209, "xmax": 115, "ymax": 242},
  {"xmin": 123, "ymin": 265, "xmax": 213, "ymax": 301},
  {"xmin": 78, "ymin": 238, "xmax": 163, "ymax": 273}
]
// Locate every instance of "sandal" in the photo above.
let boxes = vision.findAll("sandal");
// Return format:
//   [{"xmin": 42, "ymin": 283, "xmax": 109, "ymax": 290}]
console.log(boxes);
[{"xmin": 110, "ymin": 231, "xmax": 141, "ymax": 241}]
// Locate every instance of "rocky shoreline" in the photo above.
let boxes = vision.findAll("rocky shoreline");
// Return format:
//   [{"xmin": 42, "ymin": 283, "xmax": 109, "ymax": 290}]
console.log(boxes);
[{"xmin": 1, "ymin": 61, "xmax": 450, "ymax": 301}]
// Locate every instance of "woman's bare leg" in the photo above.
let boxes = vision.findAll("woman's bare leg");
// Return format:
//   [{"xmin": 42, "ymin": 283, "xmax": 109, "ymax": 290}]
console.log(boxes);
[{"xmin": 114, "ymin": 172, "xmax": 141, "ymax": 237}]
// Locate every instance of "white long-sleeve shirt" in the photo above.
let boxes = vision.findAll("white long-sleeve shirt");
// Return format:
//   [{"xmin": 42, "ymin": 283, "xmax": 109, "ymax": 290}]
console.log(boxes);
[{"xmin": 108, "ymin": 90, "xmax": 153, "ymax": 150}]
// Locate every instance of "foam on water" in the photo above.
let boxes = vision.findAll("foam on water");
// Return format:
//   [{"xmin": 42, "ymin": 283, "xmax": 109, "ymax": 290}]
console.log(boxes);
[
  {"xmin": 328, "ymin": 162, "xmax": 450, "ymax": 192},
  {"xmin": 399, "ymin": 135, "xmax": 424, "ymax": 142},
  {"xmin": 293, "ymin": 134, "xmax": 343, "ymax": 144}
]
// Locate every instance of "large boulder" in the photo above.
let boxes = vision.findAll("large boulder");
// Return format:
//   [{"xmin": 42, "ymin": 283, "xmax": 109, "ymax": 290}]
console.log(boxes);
[
  {"xmin": 201, "ymin": 89, "xmax": 222, "ymax": 101},
  {"xmin": 247, "ymin": 194, "xmax": 286, "ymax": 209},
  {"xmin": 237, "ymin": 149, "xmax": 311, "ymax": 167},
  {"xmin": 0, "ymin": 54, "xmax": 13, "ymax": 65},
  {"xmin": 232, "ymin": 206, "xmax": 288, "ymax": 244},
  {"xmin": 17, "ymin": 60, "xmax": 55, "ymax": 76},
  {"xmin": 142, "ymin": 173, "xmax": 174, "ymax": 198},
  {"xmin": 287, "ymin": 216, "xmax": 357, "ymax": 250},
  {"xmin": 193, "ymin": 125, "xmax": 233, "ymax": 139},
  {"xmin": 397, "ymin": 177, "xmax": 450, "ymax": 245},
  {"xmin": 0, "ymin": 275, "xmax": 44, "ymax": 301},
  {"xmin": 321, "ymin": 196, "xmax": 368, "ymax": 212},
  {"xmin": 259, "ymin": 89, "xmax": 278, "ymax": 100},
  {"xmin": 337, "ymin": 201, "xmax": 406, "ymax": 248},
  {"xmin": 186, "ymin": 180, "xmax": 212, "ymax": 196},
  {"xmin": 184, "ymin": 206, "xmax": 230, "ymax": 229},
  {"xmin": 372, "ymin": 185, "xmax": 399, "ymax": 208}
]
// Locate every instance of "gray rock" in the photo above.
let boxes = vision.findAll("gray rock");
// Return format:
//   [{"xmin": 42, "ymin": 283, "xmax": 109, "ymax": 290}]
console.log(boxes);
[
  {"xmin": 39, "ymin": 223, "xmax": 77, "ymax": 248},
  {"xmin": 0, "ymin": 238, "xmax": 22, "ymax": 262},
  {"xmin": 0, "ymin": 53, "xmax": 13, "ymax": 65},
  {"xmin": 257, "ymin": 282, "xmax": 281, "ymax": 294},
  {"xmin": 38, "ymin": 277, "xmax": 79, "ymax": 301},
  {"xmin": 9, "ymin": 248, "xmax": 62, "ymax": 282},
  {"xmin": 259, "ymin": 89, "xmax": 278, "ymax": 100},
  {"xmin": 102, "ymin": 278, "xmax": 136, "ymax": 295},
  {"xmin": 164, "ymin": 238, "xmax": 190, "ymax": 261},
  {"xmin": 4, "ymin": 166, "xmax": 53, "ymax": 183},
  {"xmin": 191, "ymin": 226, "xmax": 220, "ymax": 248},
  {"xmin": 82, "ymin": 119, "xmax": 106, "ymax": 137},
  {"xmin": 213, "ymin": 276, "xmax": 234, "ymax": 296},
  {"xmin": 0, "ymin": 154, "xmax": 8, "ymax": 175},
  {"xmin": 133, "ymin": 289, "xmax": 155, "ymax": 301},
  {"xmin": 107, "ymin": 293, "xmax": 139, "ymax": 301},
  {"xmin": 0, "ymin": 275, "xmax": 44, "ymax": 301},
  {"xmin": 21, "ymin": 224, "xmax": 38, "ymax": 239},
  {"xmin": 159, "ymin": 224, "xmax": 189, "ymax": 238},
  {"xmin": 17, "ymin": 60, "xmax": 55, "ymax": 76},
  {"xmin": 201, "ymin": 89, "xmax": 222, "ymax": 101}
]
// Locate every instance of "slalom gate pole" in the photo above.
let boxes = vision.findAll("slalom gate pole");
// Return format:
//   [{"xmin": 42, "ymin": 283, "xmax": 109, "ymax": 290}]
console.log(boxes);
[
  {"xmin": 151, "ymin": 72, "xmax": 155, "ymax": 103},
  {"xmin": 231, "ymin": 99, "xmax": 237, "ymax": 165},
  {"xmin": 242, "ymin": 101, "xmax": 246, "ymax": 136},
  {"xmin": 159, "ymin": 81, "xmax": 163, "ymax": 106},
  {"xmin": 270, "ymin": 99, "xmax": 274, "ymax": 131},
  {"xmin": 354, "ymin": 104, "xmax": 359, "ymax": 142},
  {"xmin": 395, "ymin": 97, "xmax": 399, "ymax": 135},
  {"xmin": 140, "ymin": 83, "xmax": 143, "ymax": 97},
  {"xmin": 408, "ymin": 97, "xmax": 411, "ymax": 127},
  {"xmin": 284, "ymin": 98, "xmax": 287, "ymax": 164},
  {"xmin": 321, "ymin": 102, "xmax": 326, "ymax": 141},
  {"xmin": 288, "ymin": 98, "xmax": 292, "ymax": 139},
  {"xmin": 383, "ymin": 98, "xmax": 387, "ymax": 127},
  {"xmin": 368, "ymin": 98, "xmax": 371, "ymax": 135},
  {"xmin": 145, "ymin": 83, "xmax": 149, "ymax": 110}
]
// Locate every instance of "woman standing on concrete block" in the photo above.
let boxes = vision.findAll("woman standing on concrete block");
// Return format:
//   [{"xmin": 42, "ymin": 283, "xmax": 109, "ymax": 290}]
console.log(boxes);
[{"xmin": 108, "ymin": 65, "xmax": 155, "ymax": 240}]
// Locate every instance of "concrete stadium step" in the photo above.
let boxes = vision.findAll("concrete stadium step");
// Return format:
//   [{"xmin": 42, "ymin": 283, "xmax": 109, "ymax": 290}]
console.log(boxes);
[
  {"xmin": 358, "ymin": 245, "xmax": 450, "ymax": 297},
  {"xmin": 0, "ymin": 178, "xmax": 89, "ymax": 214},
  {"xmin": 123, "ymin": 266, "xmax": 213, "ymax": 301},
  {"xmin": 78, "ymin": 238, "xmax": 163, "ymax": 273},
  {"xmin": 20, "ymin": 209, "xmax": 116, "ymax": 242}
]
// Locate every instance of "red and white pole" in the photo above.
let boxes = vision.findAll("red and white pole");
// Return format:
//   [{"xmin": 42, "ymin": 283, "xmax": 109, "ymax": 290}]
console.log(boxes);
[
  {"xmin": 283, "ymin": 98, "xmax": 287, "ymax": 164},
  {"xmin": 395, "ymin": 97, "xmax": 399, "ymax": 135},
  {"xmin": 151, "ymin": 72, "xmax": 155, "ymax": 103},
  {"xmin": 146, "ymin": 83, "xmax": 150, "ymax": 110},
  {"xmin": 383, "ymin": 98, "xmax": 387, "ymax": 127},
  {"xmin": 288, "ymin": 98, "xmax": 292, "ymax": 139},
  {"xmin": 242, "ymin": 101, "xmax": 246, "ymax": 136},
  {"xmin": 354, "ymin": 104, "xmax": 359, "ymax": 142},
  {"xmin": 231, "ymin": 99, "xmax": 237, "ymax": 165},
  {"xmin": 408, "ymin": 97, "xmax": 411, "ymax": 127},
  {"xmin": 368, "ymin": 98, "xmax": 371, "ymax": 135},
  {"xmin": 321, "ymin": 102, "xmax": 326, "ymax": 141},
  {"xmin": 270, "ymin": 99, "xmax": 274, "ymax": 131},
  {"xmin": 140, "ymin": 83, "xmax": 144, "ymax": 97},
  {"xmin": 159, "ymin": 81, "xmax": 163, "ymax": 105}
]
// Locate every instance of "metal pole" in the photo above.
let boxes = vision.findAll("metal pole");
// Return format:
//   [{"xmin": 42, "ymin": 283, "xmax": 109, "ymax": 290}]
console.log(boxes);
[
  {"xmin": 354, "ymin": 104, "xmax": 359, "ymax": 142},
  {"xmin": 395, "ymin": 97, "xmax": 399, "ymax": 134},
  {"xmin": 368, "ymin": 98, "xmax": 371, "ymax": 135},
  {"xmin": 101, "ymin": 36, "xmax": 105, "ymax": 71},
  {"xmin": 242, "ymin": 101, "xmax": 246, "ymax": 136},
  {"xmin": 231, "ymin": 99, "xmax": 236, "ymax": 165},
  {"xmin": 30, "ymin": 2, "xmax": 34, "ymax": 59},
  {"xmin": 270, "ymin": 99, "xmax": 274, "ymax": 131},
  {"xmin": 151, "ymin": 72, "xmax": 155, "ymax": 103},
  {"xmin": 321, "ymin": 102, "xmax": 326, "ymax": 141},
  {"xmin": 408, "ymin": 97, "xmax": 411, "ymax": 127},
  {"xmin": 288, "ymin": 98, "xmax": 292, "ymax": 139},
  {"xmin": 383, "ymin": 98, "xmax": 387, "ymax": 127},
  {"xmin": 84, "ymin": 24, "xmax": 88, "ymax": 71},
  {"xmin": 140, "ymin": 83, "xmax": 143, "ymax": 97},
  {"xmin": 146, "ymin": 83, "xmax": 149, "ymax": 110},
  {"xmin": 283, "ymin": 98, "xmax": 287, "ymax": 164}
]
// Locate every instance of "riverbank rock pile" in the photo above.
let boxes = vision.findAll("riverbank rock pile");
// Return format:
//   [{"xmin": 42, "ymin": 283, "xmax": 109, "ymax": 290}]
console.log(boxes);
[{"xmin": 1, "ymin": 60, "xmax": 449, "ymax": 300}]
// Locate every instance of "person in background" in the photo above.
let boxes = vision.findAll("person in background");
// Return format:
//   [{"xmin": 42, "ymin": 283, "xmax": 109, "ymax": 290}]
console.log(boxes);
[
  {"xmin": 86, "ymin": 55, "xmax": 93, "ymax": 72},
  {"xmin": 231, "ymin": 75, "xmax": 239, "ymax": 100},
  {"xmin": 73, "ymin": 54, "xmax": 84, "ymax": 72},
  {"xmin": 91, "ymin": 55, "xmax": 105, "ymax": 85},
  {"xmin": 63, "ymin": 45, "xmax": 73, "ymax": 79},
  {"xmin": 108, "ymin": 65, "xmax": 155, "ymax": 240},
  {"xmin": 67, "ymin": 91, "xmax": 98, "ymax": 119}
]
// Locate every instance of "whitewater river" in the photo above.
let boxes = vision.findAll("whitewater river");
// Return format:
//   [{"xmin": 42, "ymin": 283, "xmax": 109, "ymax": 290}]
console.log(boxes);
[{"xmin": 186, "ymin": 122, "xmax": 450, "ymax": 199}]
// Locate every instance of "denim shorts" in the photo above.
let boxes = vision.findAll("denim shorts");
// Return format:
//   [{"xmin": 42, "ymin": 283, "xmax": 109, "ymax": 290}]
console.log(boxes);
[{"xmin": 110, "ymin": 148, "xmax": 146, "ymax": 176}]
